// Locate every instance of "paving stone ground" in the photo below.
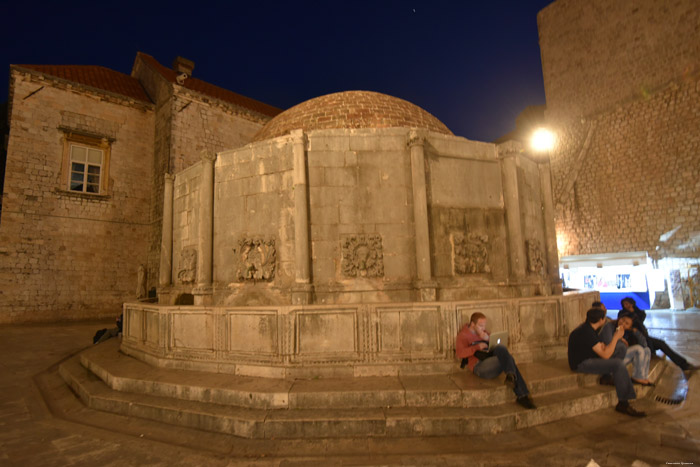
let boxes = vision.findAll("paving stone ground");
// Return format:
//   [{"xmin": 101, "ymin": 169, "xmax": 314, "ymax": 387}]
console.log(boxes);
[{"xmin": 1, "ymin": 311, "xmax": 699, "ymax": 466}]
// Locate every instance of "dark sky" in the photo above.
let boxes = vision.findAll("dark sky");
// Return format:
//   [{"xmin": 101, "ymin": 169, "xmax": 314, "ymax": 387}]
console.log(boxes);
[{"xmin": 1, "ymin": 0, "xmax": 553, "ymax": 142}]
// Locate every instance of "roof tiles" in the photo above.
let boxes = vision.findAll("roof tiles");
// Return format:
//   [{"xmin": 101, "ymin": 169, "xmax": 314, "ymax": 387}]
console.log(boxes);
[
  {"xmin": 137, "ymin": 53, "xmax": 282, "ymax": 118},
  {"xmin": 15, "ymin": 64, "xmax": 151, "ymax": 103}
]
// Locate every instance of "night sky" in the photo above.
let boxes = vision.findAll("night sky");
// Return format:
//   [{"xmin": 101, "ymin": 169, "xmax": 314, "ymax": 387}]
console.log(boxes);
[{"xmin": 2, "ymin": 0, "xmax": 553, "ymax": 142}]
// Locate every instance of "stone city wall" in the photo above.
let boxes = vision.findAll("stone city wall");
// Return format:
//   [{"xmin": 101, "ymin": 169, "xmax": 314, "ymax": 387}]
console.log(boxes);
[
  {"xmin": 550, "ymin": 76, "xmax": 700, "ymax": 258},
  {"xmin": 538, "ymin": 0, "xmax": 700, "ymax": 259},
  {"xmin": 121, "ymin": 290, "xmax": 598, "ymax": 378},
  {"xmin": 0, "ymin": 70, "xmax": 154, "ymax": 323},
  {"xmin": 538, "ymin": 0, "xmax": 700, "ymax": 124}
]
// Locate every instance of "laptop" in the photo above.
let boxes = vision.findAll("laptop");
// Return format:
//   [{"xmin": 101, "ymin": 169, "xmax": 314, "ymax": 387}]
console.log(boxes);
[{"xmin": 488, "ymin": 331, "xmax": 509, "ymax": 351}]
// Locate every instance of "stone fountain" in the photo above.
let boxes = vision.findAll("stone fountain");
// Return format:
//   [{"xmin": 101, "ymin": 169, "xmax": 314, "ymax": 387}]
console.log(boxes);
[{"xmin": 121, "ymin": 91, "xmax": 593, "ymax": 378}]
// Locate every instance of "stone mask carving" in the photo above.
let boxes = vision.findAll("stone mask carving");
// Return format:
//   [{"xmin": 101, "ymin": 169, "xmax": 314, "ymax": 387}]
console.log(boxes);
[
  {"xmin": 341, "ymin": 234, "xmax": 384, "ymax": 278},
  {"xmin": 452, "ymin": 232, "xmax": 490, "ymax": 275},
  {"xmin": 234, "ymin": 238, "xmax": 276, "ymax": 282},
  {"xmin": 178, "ymin": 248, "xmax": 197, "ymax": 284}
]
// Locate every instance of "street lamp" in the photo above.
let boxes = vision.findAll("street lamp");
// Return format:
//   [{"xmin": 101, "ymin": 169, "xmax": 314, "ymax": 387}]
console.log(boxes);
[{"xmin": 530, "ymin": 128, "xmax": 556, "ymax": 153}]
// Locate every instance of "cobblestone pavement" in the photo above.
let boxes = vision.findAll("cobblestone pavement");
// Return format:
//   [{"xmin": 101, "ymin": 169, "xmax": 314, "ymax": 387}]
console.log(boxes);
[{"xmin": 0, "ymin": 312, "xmax": 698, "ymax": 467}]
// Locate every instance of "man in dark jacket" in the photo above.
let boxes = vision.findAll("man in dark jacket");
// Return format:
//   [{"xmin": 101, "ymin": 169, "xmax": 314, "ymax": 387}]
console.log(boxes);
[{"xmin": 620, "ymin": 297, "xmax": 697, "ymax": 376}]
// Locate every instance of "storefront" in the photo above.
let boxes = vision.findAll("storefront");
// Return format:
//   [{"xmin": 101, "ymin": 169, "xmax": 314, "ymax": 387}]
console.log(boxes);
[{"xmin": 559, "ymin": 252, "xmax": 666, "ymax": 311}]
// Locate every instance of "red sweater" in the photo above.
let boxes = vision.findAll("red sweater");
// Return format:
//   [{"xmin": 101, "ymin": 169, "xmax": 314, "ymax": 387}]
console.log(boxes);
[{"xmin": 456, "ymin": 324, "xmax": 490, "ymax": 371}]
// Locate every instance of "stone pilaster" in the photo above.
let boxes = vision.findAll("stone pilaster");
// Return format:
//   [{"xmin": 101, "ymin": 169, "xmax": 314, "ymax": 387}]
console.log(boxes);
[
  {"xmin": 291, "ymin": 129, "xmax": 313, "ymax": 304},
  {"xmin": 408, "ymin": 130, "xmax": 436, "ymax": 302},
  {"xmin": 539, "ymin": 160, "xmax": 560, "ymax": 289},
  {"xmin": 194, "ymin": 151, "xmax": 216, "ymax": 305},
  {"xmin": 159, "ymin": 173, "xmax": 175, "ymax": 287},
  {"xmin": 498, "ymin": 142, "xmax": 527, "ymax": 280}
]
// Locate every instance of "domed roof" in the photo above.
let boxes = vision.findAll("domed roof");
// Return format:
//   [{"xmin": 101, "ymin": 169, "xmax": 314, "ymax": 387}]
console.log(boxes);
[{"xmin": 252, "ymin": 91, "xmax": 452, "ymax": 142}]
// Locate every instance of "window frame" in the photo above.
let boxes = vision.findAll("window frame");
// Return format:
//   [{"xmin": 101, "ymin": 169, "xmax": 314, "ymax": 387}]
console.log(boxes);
[{"xmin": 60, "ymin": 131, "xmax": 111, "ymax": 196}]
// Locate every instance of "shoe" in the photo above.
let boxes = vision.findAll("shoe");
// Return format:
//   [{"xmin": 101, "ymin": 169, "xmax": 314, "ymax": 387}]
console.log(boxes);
[
  {"xmin": 516, "ymin": 396, "xmax": 537, "ymax": 410},
  {"xmin": 599, "ymin": 374, "xmax": 615, "ymax": 386},
  {"xmin": 615, "ymin": 402, "xmax": 646, "ymax": 417},
  {"xmin": 631, "ymin": 379, "xmax": 655, "ymax": 387},
  {"xmin": 504, "ymin": 373, "xmax": 516, "ymax": 389}
]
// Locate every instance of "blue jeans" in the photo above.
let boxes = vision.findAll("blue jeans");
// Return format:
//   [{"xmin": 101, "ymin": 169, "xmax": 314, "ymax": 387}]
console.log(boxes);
[
  {"xmin": 624, "ymin": 345, "xmax": 651, "ymax": 380},
  {"xmin": 576, "ymin": 357, "xmax": 636, "ymax": 402},
  {"xmin": 473, "ymin": 345, "xmax": 529, "ymax": 398}
]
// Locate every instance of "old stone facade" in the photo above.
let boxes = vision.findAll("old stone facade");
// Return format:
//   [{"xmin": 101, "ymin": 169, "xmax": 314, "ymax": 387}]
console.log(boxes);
[
  {"xmin": 537, "ymin": 0, "xmax": 700, "ymax": 262},
  {"xmin": 0, "ymin": 53, "xmax": 280, "ymax": 323},
  {"xmin": 156, "ymin": 91, "xmax": 561, "ymax": 309}
]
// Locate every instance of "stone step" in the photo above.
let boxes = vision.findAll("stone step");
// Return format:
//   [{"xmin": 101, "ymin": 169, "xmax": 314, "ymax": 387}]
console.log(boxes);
[
  {"xmin": 77, "ymin": 340, "xmax": 602, "ymax": 410},
  {"xmin": 59, "ymin": 354, "xmax": 635, "ymax": 439}
]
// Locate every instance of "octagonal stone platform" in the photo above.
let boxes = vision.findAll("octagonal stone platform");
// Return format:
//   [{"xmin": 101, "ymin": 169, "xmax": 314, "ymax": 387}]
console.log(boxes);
[{"xmin": 59, "ymin": 339, "xmax": 664, "ymax": 439}]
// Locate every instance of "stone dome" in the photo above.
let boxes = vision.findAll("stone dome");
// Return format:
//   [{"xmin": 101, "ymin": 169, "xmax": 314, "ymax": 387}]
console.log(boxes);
[{"xmin": 252, "ymin": 90, "xmax": 453, "ymax": 142}]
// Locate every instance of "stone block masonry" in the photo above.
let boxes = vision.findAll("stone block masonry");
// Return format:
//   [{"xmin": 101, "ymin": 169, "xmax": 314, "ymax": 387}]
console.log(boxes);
[
  {"xmin": 0, "ymin": 70, "xmax": 154, "ymax": 323},
  {"xmin": 538, "ymin": 0, "xmax": 700, "ymax": 260}
]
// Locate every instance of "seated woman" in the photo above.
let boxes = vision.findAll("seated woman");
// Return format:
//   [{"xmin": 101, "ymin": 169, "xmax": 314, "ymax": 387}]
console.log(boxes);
[{"xmin": 599, "ymin": 311, "xmax": 653, "ymax": 386}]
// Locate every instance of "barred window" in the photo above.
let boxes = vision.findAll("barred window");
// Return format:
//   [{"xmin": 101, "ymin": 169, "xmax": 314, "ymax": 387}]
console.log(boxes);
[{"xmin": 69, "ymin": 144, "xmax": 104, "ymax": 193}]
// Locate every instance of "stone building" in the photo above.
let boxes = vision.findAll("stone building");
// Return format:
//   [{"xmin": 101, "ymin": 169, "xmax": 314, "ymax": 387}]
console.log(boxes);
[
  {"xmin": 536, "ymin": 0, "xmax": 700, "ymax": 308},
  {"xmin": 0, "ymin": 53, "xmax": 281, "ymax": 323}
]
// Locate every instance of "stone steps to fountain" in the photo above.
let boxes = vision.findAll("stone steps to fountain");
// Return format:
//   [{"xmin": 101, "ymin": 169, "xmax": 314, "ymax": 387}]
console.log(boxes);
[{"xmin": 59, "ymin": 340, "xmax": 663, "ymax": 439}]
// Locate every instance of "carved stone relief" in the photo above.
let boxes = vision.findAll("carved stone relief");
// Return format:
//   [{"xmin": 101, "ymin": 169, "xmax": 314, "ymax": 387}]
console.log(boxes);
[
  {"xmin": 526, "ymin": 239, "xmax": 545, "ymax": 276},
  {"xmin": 233, "ymin": 238, "xmax": 276, "ymax": 282},
  {"xmin": 341, "ymin": 234, "xmax": 384, "ymax": 278},
  {"xmin": 178, "ymin": 248, "xmax": 197, "ymax": 284},
  {"xmin": 452, "ymin": 232, "xmax": 490, "ymax": 275}
]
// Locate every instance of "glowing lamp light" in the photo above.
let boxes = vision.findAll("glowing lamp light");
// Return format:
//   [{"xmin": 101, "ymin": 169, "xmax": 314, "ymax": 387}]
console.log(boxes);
[{"xmin": 530, "ymin": 128, "xmax": 556, "ymax": 152}]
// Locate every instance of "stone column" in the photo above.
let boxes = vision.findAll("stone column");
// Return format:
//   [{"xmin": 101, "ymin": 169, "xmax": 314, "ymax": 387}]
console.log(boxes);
[
  {"xmin": 498, "ymin": 142, "xmax": 526, "ymax": 280},
  {"xmin": 539, "ymin": 160, "xmax": 560, "ymax": 291},
  {"xmin": 408, "ymin": 130, "xmax": 436, "ymax": 301},
  {"xmin": 291, "ymin": 129, "xmax": 312, "ymax": 304},
  {"xmin": 159, "ymin": 173, "xmax": 175, "ymax": 288},
  {"xmin": 195, "ymin": 151, "xmax": 216, "ymax": 304}
]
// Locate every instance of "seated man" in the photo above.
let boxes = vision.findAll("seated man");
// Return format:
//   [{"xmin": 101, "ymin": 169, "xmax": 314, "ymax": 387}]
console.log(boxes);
[
  {"xmin": 620, "ymin": 297, "xmax": 698, "ymax": 376},
  {"xmin": 568, "ymin": 307, "xmax": 645, "ymax": 417},
  {"xmin": 599, "ymin": 311, "xmax": 653, "ymax": 386},
  {"xmin": 456, "ymin": 312, "xmax": 536, "ymax": 409}
]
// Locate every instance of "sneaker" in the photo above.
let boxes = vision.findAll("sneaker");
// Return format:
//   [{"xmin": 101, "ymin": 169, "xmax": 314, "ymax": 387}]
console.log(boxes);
[
  {"xmin": 516, "ymin": 396, "xmax": 537, "ymax": 410},
  {"xmin": 504, "ymin": 373, "xmax": 516, "ymax": 389},
  {"xmin": 599, "ymin": 374, "xmax": 615, "ymax": 386},
  {"xmin": 615, "ymin": 402, "xmax": 646, "ymax": 417},
  {"xmin": 682, "ymin": 364, "xmax": 698, "ymax": 379}
]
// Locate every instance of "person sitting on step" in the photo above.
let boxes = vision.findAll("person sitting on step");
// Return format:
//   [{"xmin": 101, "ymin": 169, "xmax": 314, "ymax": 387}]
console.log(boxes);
[
  {"xmin": 568, "ymin": 307, "xmax": 645, "ymax": 417},
  {"xmin": 456, "ymin": 312, "xmax": 536, "ymax": 410},
  {"xmin": 599, "ymin": 309, "xmax": 654, "ymax": 386},
  {"xmin": 591, "ymin": 302, "xmax": 652, "ymax": 386},
  {"xmin": 620, "ymin": 297, "xmax": 698, "ymax": 378}
]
